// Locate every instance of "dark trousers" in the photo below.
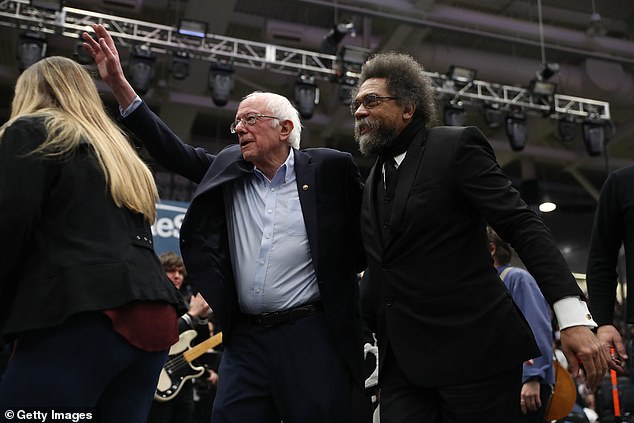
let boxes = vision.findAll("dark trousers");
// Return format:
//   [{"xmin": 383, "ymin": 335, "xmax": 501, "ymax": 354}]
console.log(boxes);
[
  {"xmin": 380, "ymin": 346, "xmax": 523, "ymax": 423},
  {"xmin": 147, "ymin": 381, "xmax": 195, "ymax": 423},
  {"xmin": 211, "ymin": 312, "xmax": 354, "ymax": 423},
  {"xmin": 0, "ymin": 313, "xmax": 167, "ymax": 423}
]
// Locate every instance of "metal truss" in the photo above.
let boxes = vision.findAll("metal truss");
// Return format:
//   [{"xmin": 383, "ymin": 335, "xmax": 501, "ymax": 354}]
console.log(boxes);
[{"xmin": 0, "ymin": 0, "xmax": 610, "ymax": 121}]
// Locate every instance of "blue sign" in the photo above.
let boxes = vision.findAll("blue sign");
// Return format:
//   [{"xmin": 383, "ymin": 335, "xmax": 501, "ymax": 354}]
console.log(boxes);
[{"xmin": 151, "ymin": 199, "xmax": 189, "ymax": 255}]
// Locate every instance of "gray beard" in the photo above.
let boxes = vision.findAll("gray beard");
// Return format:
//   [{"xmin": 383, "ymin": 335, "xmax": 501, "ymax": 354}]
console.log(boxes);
[{"xmin": 354, "ymin": 119, "xmax": 399, "ymax": 156}]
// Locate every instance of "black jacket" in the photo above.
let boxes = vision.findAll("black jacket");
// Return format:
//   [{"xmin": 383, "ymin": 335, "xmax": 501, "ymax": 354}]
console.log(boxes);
[{"xmin": 0, "ymin": 116, "xmax": 183, "ymax": 345}]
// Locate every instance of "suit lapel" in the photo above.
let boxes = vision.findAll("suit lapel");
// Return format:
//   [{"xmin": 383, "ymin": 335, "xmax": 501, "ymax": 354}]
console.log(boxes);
[
  {"xmin": 293, "ymin": 149, "xmax": 319, "ymax": 271},
  {"xmin": 362, "ymin": 157, "xmax": 384, "ymax": 253},
  {"xmin": 192, "ymin": 146, "xmax": 252, "ymax": 200},
  {"xmin": 385, "ymin": 129, "xmax": 428, "ymax": 247}
]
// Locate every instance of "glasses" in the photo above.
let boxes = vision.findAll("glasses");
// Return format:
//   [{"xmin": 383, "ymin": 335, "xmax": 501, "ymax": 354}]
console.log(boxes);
[
  {"xmin": 230, "ymin": 113, "xmax": 280, "ymax": 134},
  {"xmin": 349, "ymin": 94, "xmax": 398, "ymax": 114}
]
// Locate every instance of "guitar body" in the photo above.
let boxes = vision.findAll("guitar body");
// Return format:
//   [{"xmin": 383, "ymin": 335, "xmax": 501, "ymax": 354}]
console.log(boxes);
[{"xmin": 155, "ymin": 330, "xmax": 206, "ymax": 402}]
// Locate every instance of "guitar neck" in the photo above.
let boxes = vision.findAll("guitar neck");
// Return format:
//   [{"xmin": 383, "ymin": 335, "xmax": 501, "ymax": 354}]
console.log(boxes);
[{"xmin": 183, "ymin": 332, "xmax": 223, "ymax": 363}]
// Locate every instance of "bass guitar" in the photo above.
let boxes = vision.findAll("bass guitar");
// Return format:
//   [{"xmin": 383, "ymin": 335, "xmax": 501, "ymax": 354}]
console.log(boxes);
[{"xmin": 155, "ymin": 331, "xmax": 223, "ymax": 402}]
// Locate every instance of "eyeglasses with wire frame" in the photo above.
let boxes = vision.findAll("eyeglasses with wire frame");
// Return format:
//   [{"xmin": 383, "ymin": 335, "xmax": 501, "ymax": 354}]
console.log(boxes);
[
  {"xmin": 230, "ymin": 113, "xmax": 281, "ymax": 134},
  {"xmin": 349, "ymin": 94, "xmax": 399, "ymax": 114}
]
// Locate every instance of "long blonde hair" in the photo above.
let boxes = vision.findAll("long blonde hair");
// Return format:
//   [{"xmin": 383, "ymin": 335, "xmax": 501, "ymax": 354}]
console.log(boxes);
[{"xmin": 0, "ymin": 56, "xmax": 158, "ymax": 222}]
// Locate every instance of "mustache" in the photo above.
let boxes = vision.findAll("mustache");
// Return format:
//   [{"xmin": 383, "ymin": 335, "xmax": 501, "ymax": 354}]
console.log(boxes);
[{"xmin": 354, "ymin": 118, "xmax": 379, "ymax": 133}]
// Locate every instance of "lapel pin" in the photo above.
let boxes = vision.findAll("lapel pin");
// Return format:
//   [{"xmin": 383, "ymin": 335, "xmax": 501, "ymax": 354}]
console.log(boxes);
[{"xmin": 302, "ymin": 184, "xmax": 309, "ymax": 191}]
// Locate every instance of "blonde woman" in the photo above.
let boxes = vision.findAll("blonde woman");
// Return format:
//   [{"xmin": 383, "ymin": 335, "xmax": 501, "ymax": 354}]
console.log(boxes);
[{"xmin": 0, "ymin": 56, "xmax": 185, "ymax": 422}]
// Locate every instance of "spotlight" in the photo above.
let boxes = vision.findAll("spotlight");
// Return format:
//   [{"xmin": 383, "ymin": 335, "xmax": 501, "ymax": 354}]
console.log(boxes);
[
  {"xmin": 320, "ymin": 22, "xmax": 355, "ymax": 54},
  {"xmin": 178, "ymin": 19, "xmax": 208, "ymax": 38},
  {"xmin": 337, "ymin": 76, "xmax": 356, "ymax": 106},
  {"xmin": 294, "ymin": 74, "xmax": 319, "ymax": 119},
  {"xmin": 208, "ymin": 61, "xmax": 234, "ymax": 107},
  {"xmin": 170, "ymin": 51, "xmax": 190, "ymax": 80},
  {"xmin": 483, "ymin": 103, "xmax": 504, "ymax": 129},
  {"xmin": 505, "ymin": 110, "xmax": 528, "ymax": 151},
  {"xmin": 582, "ymin": 117, "xmax": 606, "ymax": 156},
  {"xmin": 558, "ymin": 115, "xmax": 577, "ymax": 142},
  {"xmin": 338, "ymin": 45, "xmax": 371, "ymax": 76},
  {"xmin": 443, "ymin": 101, "xmax": 465, "ymax": 127},
  {"xmin": 30, "ymin": 0, "xmax": 63, "ymax": 11},
  {"xmin": 447, "ymin": 65, "xmax": 476, "ymax": 87},
  {"xmin": 539, "ymin": 197, "xmax": 557, "ymax": 213},
  {"xmin": 128, "ymin": 45, "xmax": 155, "ymax": 96},
  {"xmin": 537, "ymin": 62, "xmax": 560, "ymax": 81},
  {"xmin": 17, "ymin": 30, "xmax": 46, "ymax": 71},
  {"xmin": 74, "ymin": 40, "xmax": 92, "ymax": 64},
  {"xmin": 528, "ymin": 79, "xmax": 557, "ymax": 97}
]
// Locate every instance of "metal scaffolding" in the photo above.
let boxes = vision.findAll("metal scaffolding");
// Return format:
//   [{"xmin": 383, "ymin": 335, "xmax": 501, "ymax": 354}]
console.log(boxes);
[{"xmin": 0, "ymin": 0, "xmax": 610, "ymax": 121}]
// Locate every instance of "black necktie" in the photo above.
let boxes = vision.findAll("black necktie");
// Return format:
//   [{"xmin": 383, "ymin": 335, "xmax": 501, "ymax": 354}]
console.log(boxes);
[{"xmin": 384, "ymin": 157, "xmax": 398, "ymax": 199}]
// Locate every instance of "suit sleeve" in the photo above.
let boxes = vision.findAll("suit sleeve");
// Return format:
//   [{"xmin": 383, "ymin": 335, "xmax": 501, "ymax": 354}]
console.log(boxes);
[
  {"xmin": 586, "ymin": 172, "xmax": 622, "ymax": 325},
  {"xmin": 343, "ymin": 153, "xmax": 366, "ymax": 273},
  {"xmin": 453, "ymin": 126, "xmax": 583, "ymax": 304},
  {"xmin": 122, "ymin": 102, "xmax": 215, "ymax": 183}
]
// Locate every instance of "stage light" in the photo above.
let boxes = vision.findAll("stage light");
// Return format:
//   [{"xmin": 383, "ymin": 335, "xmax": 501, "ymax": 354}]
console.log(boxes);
[
  {"xmin": 17, "ymin": 30, "xmax": 46, "ymax": 71},
  {"xmin": 294, "ymin": 74, "xmax": 319, "ymax": 119},
  {"xmin": 582, "ymin": 117, "xmax": 606, "ymax": 156},
  {"xmin": 170, "ymin": 51, "xmax": 190, "ymax": 80},
  {"xmin": 443, "ymin": 101, "xmax": 465, "ymax": 127},
  {"xmin": 505, "ymin": 110, "xmax": 528, "ymax": 151},
  {"xmin": 539, "ymin": 197, "xmax": 557, "ymax": 213},
  {"xmin": 320, "ymin": 22, "xmax": 355, "ymax": 54},
  {"xmin": 337, "ymin": 76, "xmax": 356, "ymax": 106},
  {"xmin": 537, "ymin": 62, "xmax": 560, "ymax": 81},
  {"xmin": 30, "ymin": 0, "xmax": 63, "ymax": 11},
  {"xmin": 128, "ymin": 45, "xmax": 155, "ymax": 96},
  {"xmin": 178, "ymin": 19, "xmax": 208, "ymax": 38},
  {"xmin": 208, "ymin": 61, "xmax": 234, "ymax": 107},
  {"xmin": 483, "ymin": 103, "xmax": 504, "ymax": 129},
  {"xmin": 529, "ymin": 79, "xmax": 557, "ymax": 97},
  {"xmin": 558, "ymin": 115, "xmax": 577, "ymax": 142},
  {"xmin": 447, "ymin": 65, "xmax": 476, "ymax": 87},
  {"xmin": 338, "ymin": 45, "xmax": 370, "ymax": 76}
]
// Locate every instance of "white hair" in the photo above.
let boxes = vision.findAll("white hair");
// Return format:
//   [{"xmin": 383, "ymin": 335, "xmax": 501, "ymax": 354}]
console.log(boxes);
[{"xmin": 242, "ymin": 91, "xmax": 302, "ymax": 149}]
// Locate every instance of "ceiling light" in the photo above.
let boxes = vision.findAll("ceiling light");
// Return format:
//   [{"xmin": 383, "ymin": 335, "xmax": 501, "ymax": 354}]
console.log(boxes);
[
  {"xmin": 208, "ymin": 61, "xmax": 234, "ymax": 107},
  {"xmin": 337, "ymin": 76, "xmax": 356, "ymax": 106},
  {"xmin": 128, "ymin": 45, "xmax": 155, "ymax": 96},
  {"xmin": 447, "ymin": 65, "xmax": 476, "ymax": 87},
  {"xmin": 170, "ymin": 51, "xmax": 190, "ymax": 80},
  {"xmin": 178, "ymin": 19, "xmax": 208, "ymax": 38},
  {"xmin": 294, "ymin": 74, "xmax": 319, "ymax": 119},
  {"xmin": 483, "ymin": 103, "xmax": 504, "ymax": 129},
  {"xmin": 17, "ymin": 30, "xmax": 47, "ymax": 72},
  {"xmin": 443, "ymin": 101, "xmax": 465, "ymax": 127},
  {"xmin": 30, "ymin": 0, "xmax": 63, "ymax": 11},
  {"xmin": 505, "ymin": 110, "xmax": 528, "ymax": 151},
  {"xmin": 320, "ymin": 22, "xmax": 355, "ymax": 55},
  {"xmin": 558, "ymin": 115, "xmax": 577, "ymax": 142},
  {"xmin": 582, "ymin": 117, "xmax": 606, "ymax": 156}
]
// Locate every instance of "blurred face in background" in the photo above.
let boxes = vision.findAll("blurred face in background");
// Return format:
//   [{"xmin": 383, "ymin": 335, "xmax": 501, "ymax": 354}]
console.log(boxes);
[{"xmin": 165, "ymin": 266, "xmax": 186, "ymax": 289}]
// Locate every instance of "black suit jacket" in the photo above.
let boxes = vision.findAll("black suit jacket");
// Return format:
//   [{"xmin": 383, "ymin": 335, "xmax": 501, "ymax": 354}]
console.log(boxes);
[
  {"xmin": 123, "ymin": 103, "xmax": 366, "ymax": 383},
  {"xmin": 0, "ymin": 116, "xmax": 183, "ymax": 345},
  {"xmin": 587, "ymin": 165, "xmax": 634, "ymax": 325},
  {"xmin": 361, "ymin": 125, "xmax": 584, "ymax": 386}
]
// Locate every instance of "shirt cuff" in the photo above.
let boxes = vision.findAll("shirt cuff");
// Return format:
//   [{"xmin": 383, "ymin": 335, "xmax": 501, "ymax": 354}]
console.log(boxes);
[
  {"xmin": 119, "ymin": 95, "xmax": 142, "ymax": 117},
  {"xmin": 553, "ymin": 296, "xmax": 597, "ymax": 330}
]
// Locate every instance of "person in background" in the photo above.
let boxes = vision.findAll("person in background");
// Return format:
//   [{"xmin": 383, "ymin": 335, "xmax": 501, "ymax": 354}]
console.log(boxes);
[
  {"xmin": 147, "ymin": 253, "xmax": 212, "ymax": 423},
  {"xmin": 0, "ymin": 56, "xmax": 185, "ymax": 423},
  {"xmin": 83, "ymin": 24, "xmax": 368, "ymax": 423},
  {"xmin": 352, "ymin": 51, "xmax": 610, "ymax": 423},
  {"xmin": 488, "ymin": 226, "xmax": 555, "ymax": 423},
  {"xmin": 586, "ymin": 165, "xmax": 633, "ymax": 371}
]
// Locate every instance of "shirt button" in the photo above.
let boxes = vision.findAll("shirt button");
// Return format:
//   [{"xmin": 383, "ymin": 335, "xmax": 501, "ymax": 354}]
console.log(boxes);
[
  {"xmin": 385, "ymin": 297, "xmax": 393, "ymax": 307},
  {"xmin": 265, "ymin": 234, "xmax": 271, "ymax": 239},
  {"xmin": 255, "ymin": 288, "xmax": 261, "ymax": 293},
  {"xmin": 260, "ymin": 259, "xmax": 265, "ymax": 264},
  {"xmin": 267, "ymin": 209, "xmax": 272, "ymax": 214}
]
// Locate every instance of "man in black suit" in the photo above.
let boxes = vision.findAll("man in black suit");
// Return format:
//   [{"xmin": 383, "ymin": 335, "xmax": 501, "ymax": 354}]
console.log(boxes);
[
  {"xmin": 352, "ymin": 52, "xmax": 610, "ymax": 422},
  {"xmin": 586, "ymin": 166, "xmax": 633, "ymax": 368},
  {"xmin": 84, "ymin": 25, "xmax": 367, "ymax": 423}
]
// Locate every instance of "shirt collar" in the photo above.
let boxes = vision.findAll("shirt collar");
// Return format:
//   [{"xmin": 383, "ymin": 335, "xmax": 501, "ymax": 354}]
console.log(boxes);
[{"xmin": 253, "ymin": 148, "xmax": 295, "ymax": 186}]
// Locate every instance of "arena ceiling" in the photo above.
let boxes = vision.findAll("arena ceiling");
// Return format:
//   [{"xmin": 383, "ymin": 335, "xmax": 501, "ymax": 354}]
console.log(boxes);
[{"xmin": 1, "ymin": 0, "xmax": 633, "ymax": 274}]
